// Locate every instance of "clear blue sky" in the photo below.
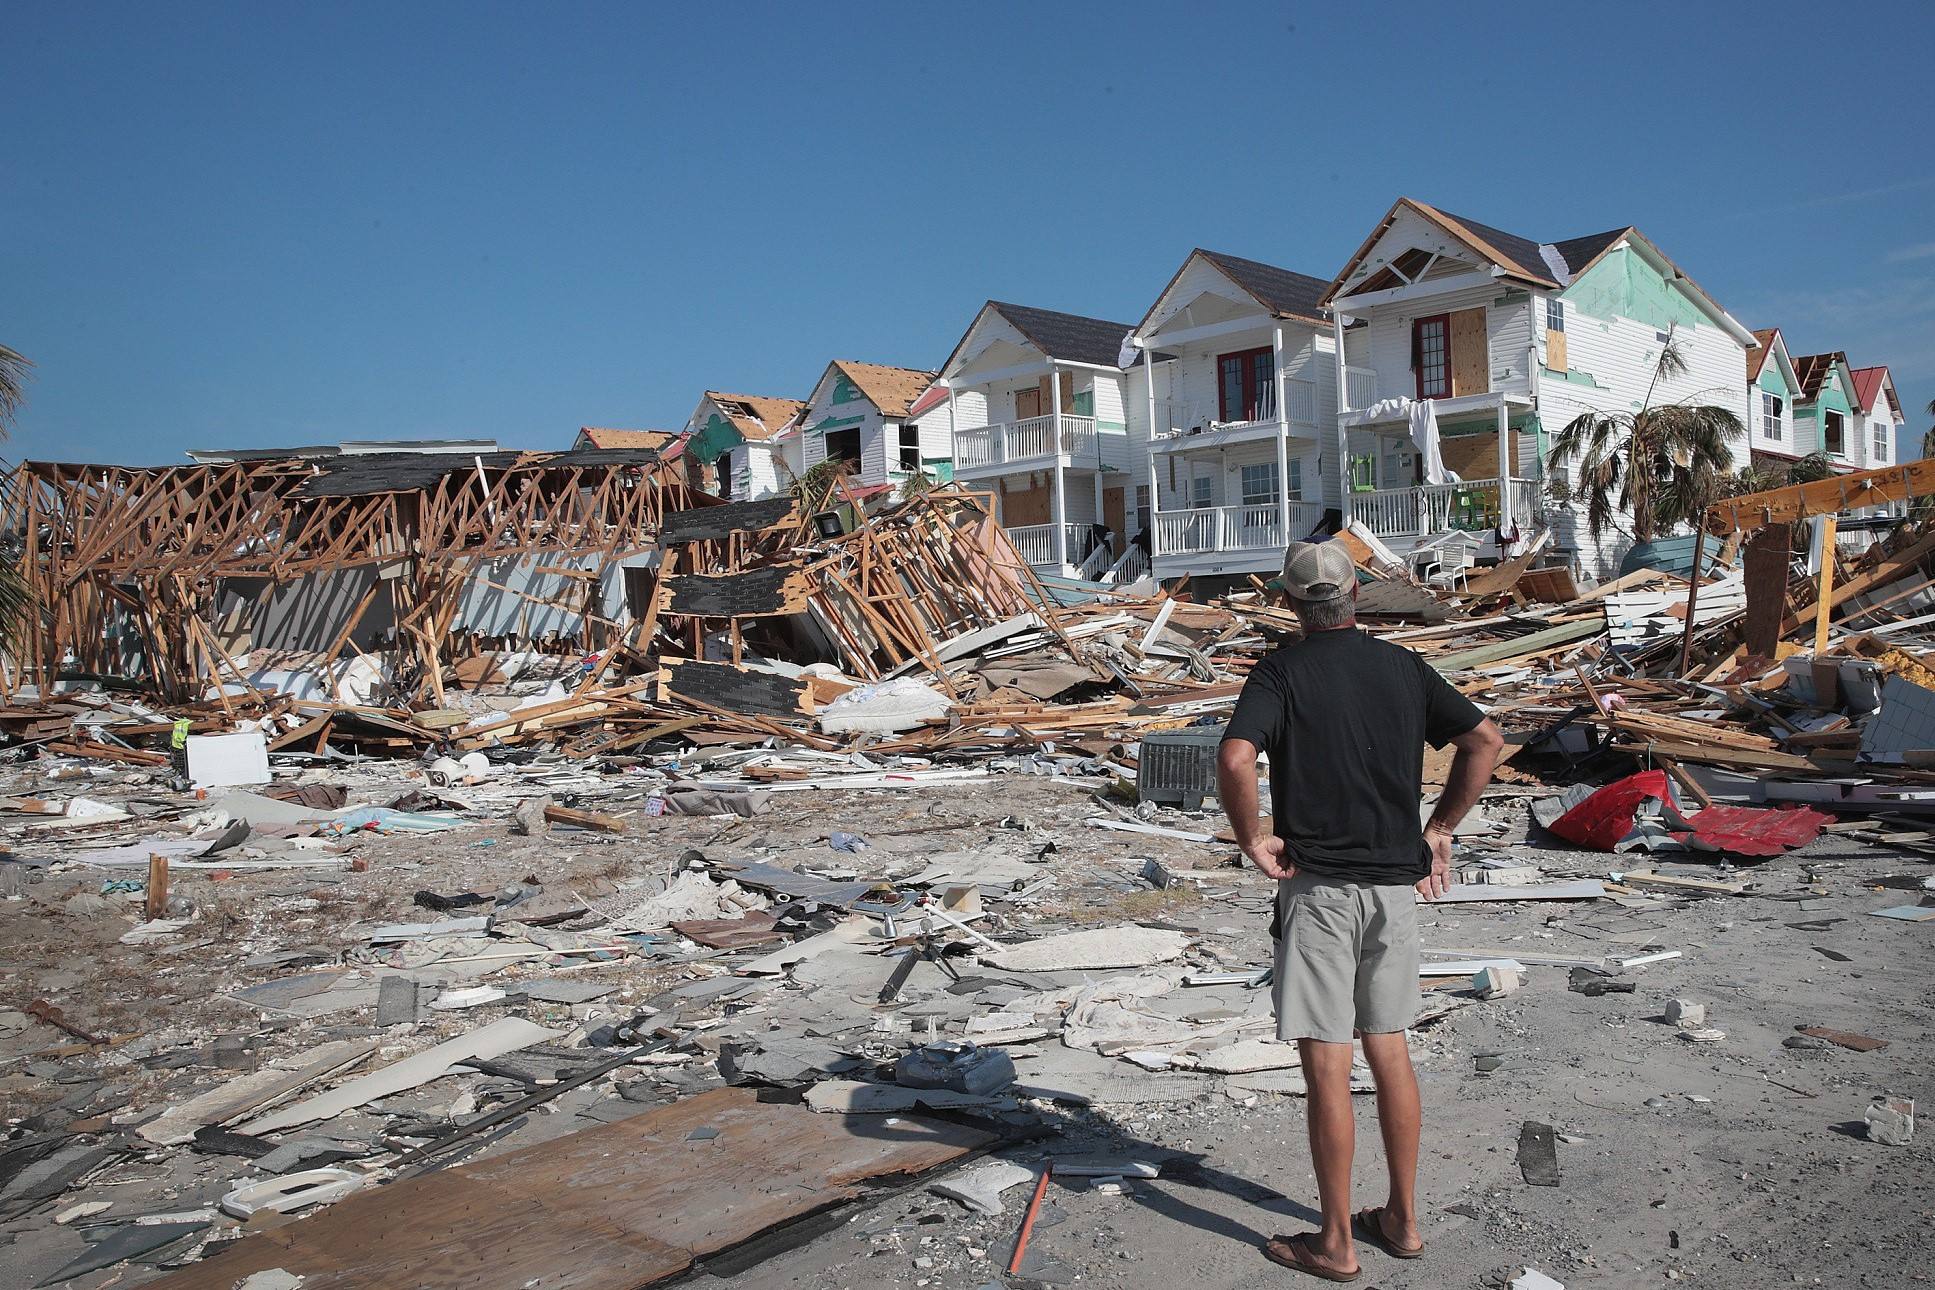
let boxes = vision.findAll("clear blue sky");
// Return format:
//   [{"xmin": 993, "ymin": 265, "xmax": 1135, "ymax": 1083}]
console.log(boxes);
[{"xmin": 6, "ymin": 1, "xmax": 1932, "ymax": 467}]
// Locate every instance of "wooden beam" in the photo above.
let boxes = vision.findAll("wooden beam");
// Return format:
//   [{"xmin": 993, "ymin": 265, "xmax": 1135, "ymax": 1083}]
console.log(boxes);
[{"xmin": 1707, "ymin": 457, "xmax": 1935, "ymax": 531}]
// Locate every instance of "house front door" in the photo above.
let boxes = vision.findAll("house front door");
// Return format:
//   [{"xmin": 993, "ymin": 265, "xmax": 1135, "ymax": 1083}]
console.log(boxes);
[
  {"xmin": 1449, "ymin": 307, "xmax": 1489, "ymax": 396},
  {"xmin": 1103, "ymin": 486, "xmax": 1127, "ymax": 554},
  {"xmin": 1014, "ymin": 387, "xmax": 1043, "ymax": 421}
]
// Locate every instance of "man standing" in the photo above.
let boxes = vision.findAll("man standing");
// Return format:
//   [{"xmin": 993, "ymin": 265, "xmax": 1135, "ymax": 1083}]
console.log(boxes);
[{"xmin": 1217, "ymin": 540, "xmax": 1503, "ymax": 1281}]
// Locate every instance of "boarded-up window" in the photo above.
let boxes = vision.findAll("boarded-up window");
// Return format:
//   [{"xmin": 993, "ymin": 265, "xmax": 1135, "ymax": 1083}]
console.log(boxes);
[{"xmin": 1449, "ymin": 308, "xmax": 1489, "ymax": 396}]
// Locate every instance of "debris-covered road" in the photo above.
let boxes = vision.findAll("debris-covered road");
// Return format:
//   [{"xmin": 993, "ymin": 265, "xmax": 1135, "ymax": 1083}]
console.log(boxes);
[{"xmin": 3, "ymin": 772, "xmax": 1929, "ymax": 1290}]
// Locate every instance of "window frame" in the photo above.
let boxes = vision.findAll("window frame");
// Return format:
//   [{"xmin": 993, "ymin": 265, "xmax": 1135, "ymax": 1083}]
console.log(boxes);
[
  {"xmin": 1873, "ymin": 420, "xmax": 1891, "ymax": 462},
  {"xmin": 1546, "ymin": 299, "xmax": 1566, "ymax": 333},
  {"xmin": 824, "ymin": 426, "xmax": 862, "ymax": 468},
  {"xmin": 1413, "ymin": 314, "xmax": 1451, "ymax": 399},
  {"xmin": 1215, "ymin": 345, "xmax": 1276, "ymax": 424},
  {"xmin": 1189, "ymin": 472, "xmax": 1214, "ymax": 510},
  {"xmin": 1238, "ymin": 460, "xmax": 1280, "ymax": 509},
  {"xmin": 1761, "ymin": 391, "xmax": 1783, "ymax": 442},
  {"xmin": 896, "ymin": 422, "xmax": 922, "ymax": 473},
  {"xmin": 1824, "ymin": 409, "xmax": 1846, "ymax": 456}
]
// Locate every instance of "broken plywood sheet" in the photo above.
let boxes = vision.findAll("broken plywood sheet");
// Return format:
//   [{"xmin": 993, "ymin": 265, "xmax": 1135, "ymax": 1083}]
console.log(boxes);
[
  {"xmin": 985, "ymin": 925, "xmax": 1191, "ymax": 973},
  {"xmin": 144, "ymin": 1086, "xmax": 994, "ymax": 1290}
]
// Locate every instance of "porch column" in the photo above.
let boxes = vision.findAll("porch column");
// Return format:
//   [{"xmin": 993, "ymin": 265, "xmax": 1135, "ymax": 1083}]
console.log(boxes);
[
  {"xmin": 1142, "ymin": 343, "xmax": 1158, "ymax": 542},
  {"xmin": 1497, "ymin": 401, "xmax": 1514, "ymax": 536},
  {"xmin": 1273, "ymin": 324, "xmax": 1290, "ymax": 539},
  {"xmin": 1050, "ymin": 361, "xmax": 1068, "ymax": 571},
  {"xmin": 1147, "ymin": 445, "xmax": 1160, "ymax": 555},
  {"xmin": 944, "ymin": 380, "xmax": 958, "ymax": 473},
  {"xmin": 1331, "ymin": 311, "xmax": 1351, "ymax": 515}
]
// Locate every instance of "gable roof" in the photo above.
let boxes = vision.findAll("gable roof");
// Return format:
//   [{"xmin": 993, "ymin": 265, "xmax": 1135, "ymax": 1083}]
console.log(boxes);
[
  {"xmin": 1850, "ymin": 366, "xmax": 1902, "ymax": 419},
  {"xmin": 1791, "ymin": 352, "xmax": 1851, "ymax": 402},
  {"xmin": 990, "ymin": 301, "xmax": 1137, "ymax": 368},
  {"xmin": 827, "ymin": 360, "xmax": 939, "ymax": 419},
  {"xmin": 702, "ymin": 391, "xmax": 806, "ymax": 442},
  {"xmin": 1327, "ymin": 199, "xmax": 1641, "ymax": 299},
  {"xmin": 577, "ymin": 427, "xmax": 681, "ymax": 451},
  {"xmin": 1746, "ymin": 328, "xmax": 1780, "ymax": 382},
  {"xmin": 1194, "ymin": 250, "xmax": 1330, "ymax": 324}
]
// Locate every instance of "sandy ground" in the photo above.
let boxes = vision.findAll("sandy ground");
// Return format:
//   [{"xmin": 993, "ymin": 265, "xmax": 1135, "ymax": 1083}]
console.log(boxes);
[{"xmin": 2, "ymin": 773, "xmax": 1930, "ymax": 1290}]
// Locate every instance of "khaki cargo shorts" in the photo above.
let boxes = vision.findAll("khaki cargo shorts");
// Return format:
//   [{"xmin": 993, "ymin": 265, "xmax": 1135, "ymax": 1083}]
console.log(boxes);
[{"xmin": 1272, "ymin": 870, "xmax": 1420, "ymax": 1043}]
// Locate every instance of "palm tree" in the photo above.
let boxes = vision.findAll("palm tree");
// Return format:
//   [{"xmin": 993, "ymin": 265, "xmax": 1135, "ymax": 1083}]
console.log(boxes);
[
  {"xmin": 0, "ymin": 345, "xmax": 30, "ymax": 431},
  {"xmin": 1547, "ymin": 330, "xmax": 1745, "ymax": 543},
  {"xmin": 0, "ymin": 345, "xmax": 32, "ymax": 653},
  {"xmin": 1923, "ymin": 397, "xmax": 1935, "ymax": 461}
]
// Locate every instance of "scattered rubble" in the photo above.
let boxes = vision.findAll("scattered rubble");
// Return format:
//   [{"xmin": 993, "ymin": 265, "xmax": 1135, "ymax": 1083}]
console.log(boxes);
[{"xmin": 2, "ymin": 468, "xmax": 1933, "ymax": 1286}]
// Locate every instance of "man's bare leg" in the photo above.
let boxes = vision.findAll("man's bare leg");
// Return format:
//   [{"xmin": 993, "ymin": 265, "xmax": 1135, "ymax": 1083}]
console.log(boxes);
[
  {"xmin": 1358, "ymin": 1029, "xmax": 1424, "ymax": 1252},
  {"xmin": 1294, "ymin": 1037, "xmax": 1361, "ymax": 1274}
]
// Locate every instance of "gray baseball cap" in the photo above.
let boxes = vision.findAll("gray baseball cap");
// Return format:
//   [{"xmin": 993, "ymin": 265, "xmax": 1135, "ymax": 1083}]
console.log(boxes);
[{"xmin": 1280, "ymin": 540, "xmax": 1356, "ymax": 603}]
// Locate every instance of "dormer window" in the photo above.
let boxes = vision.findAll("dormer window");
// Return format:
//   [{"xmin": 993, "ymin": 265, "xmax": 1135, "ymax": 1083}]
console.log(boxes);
[
  {"xmin": 1824, "ymin": 410, "xmax": 1846, "ymax": 456},
  {"xmin": 1761, "ymin": 392, "xmax": 1783, "ymax": 442}
]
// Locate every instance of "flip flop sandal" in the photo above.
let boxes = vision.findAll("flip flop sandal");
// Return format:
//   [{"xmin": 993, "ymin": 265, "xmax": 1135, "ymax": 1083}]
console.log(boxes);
[
  {"xmin": 1261, "ymin": 1233, "xmax": 1363, "ymax": 1282},
  {"xmin": 1353, "ymin": 1206, "xmax": 1425, "ymax": 1259}
]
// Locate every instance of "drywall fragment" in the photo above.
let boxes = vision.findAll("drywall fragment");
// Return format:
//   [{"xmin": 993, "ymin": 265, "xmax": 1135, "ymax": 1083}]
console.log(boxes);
[
  {"xmin": 186, "ymin": 732, "xmax": 271, "ymax": 788},
  {"xmin": 985, "ymin": 926, "xmax": 1191, "ymax": 973},
  {"xmin": 929, "ymin": 1160, "xmax": 1037, "ymax": 1216},
  {"xmin": 240, "ymin": 1018, "xmax": 559, "ymax": 1134},
  {"xmin": 803, "ymin": 1080, "xmax": 1013, "ymax": 1115},
  {"xmin": 1189, "ymin": 1039, "xmax": 1303, "ymax": 1076},
  {"xmin": 139, "ymin": 1040, "xmax": 377, "ymax": 1145},
  {"xmin": 1512, "ymin": 1271, "xmax": 1565, "ymax": 1290},
  {"xmin": 1865, "ymin": 1096, "xmax": 1915, "ymax": 1146},
  {"xmin": 1665, "ymin": 998, "xmax": 1707, "ymax": 1026},
  {"xmin": 1472, "ymin": 966, "xmax": 1523, "ymax": 999},
  {"xmin": 220, "ymin": 1168, "xmax": 364, "ymax": 1219}
]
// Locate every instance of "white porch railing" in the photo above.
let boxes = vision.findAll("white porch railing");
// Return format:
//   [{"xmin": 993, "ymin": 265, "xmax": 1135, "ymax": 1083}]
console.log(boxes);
[
  {"xmin": 1153, "ymin": 378, "xmax": 1317, "ymax": 437},
  {"xmin": 1345, "ymin": 477, "xmax": 1545, "ymax": 538},
  {"xmin": 1006, "ymin": 522, "xmax": 1103, "ymax": 569},
  {"xmin": 1344, "ymin": 366, "xmax": 1378, "ymax": 410},
  {"xmin": 954, "ymin": 414, "xmax": 1099, "ymax": 470},
  {"xmin": 1153, "ymin": 502, "xmax": 1325, "ymax": 557}
]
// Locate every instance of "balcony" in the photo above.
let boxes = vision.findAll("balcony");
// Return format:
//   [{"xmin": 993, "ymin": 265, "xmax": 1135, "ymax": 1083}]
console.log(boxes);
[
  {"xmin": 1153, "ymin": 501, "xmax": 1326, "ymax": 557},
  {"xmin": 1006, "ymin": 521, "xmax": 1103, "ymax": 570},
  {"xmin": 1346, "ymin": 477, "xmax": 1543, "ymax": 539},
  {"xmin": 953, "ymin": 414, "xmax": 1098, "ymax": 475},
  {"xmin": 1153, "ymin": 379, "xmax": 1318, "ymax": 447},
  {"xmin": 1344, "ymin": 365, "xmax": 1378, "ymax": 410}
]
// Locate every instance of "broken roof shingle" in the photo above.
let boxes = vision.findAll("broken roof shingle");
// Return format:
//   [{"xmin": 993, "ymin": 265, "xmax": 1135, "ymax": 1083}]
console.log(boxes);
[
  {"xmin": 829, "ymin": 360, "xmax": 939, "ymax": 419},
  {"xmin": 705, "ymin": 393, "xmax": 806, "ymax": 442},
  {"xmin": 1747, "ymin": 327, "xmax": 1782, "ymax": 382},
  {"xmin": 578, "ymin": 428, "xmax": 681, "ymax": 451}
]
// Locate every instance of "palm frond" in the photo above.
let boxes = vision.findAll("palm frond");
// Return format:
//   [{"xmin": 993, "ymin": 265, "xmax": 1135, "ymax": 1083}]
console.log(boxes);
[{"xmin": 0, "ymin": 345, "xmax": 32, "ymax": 437}]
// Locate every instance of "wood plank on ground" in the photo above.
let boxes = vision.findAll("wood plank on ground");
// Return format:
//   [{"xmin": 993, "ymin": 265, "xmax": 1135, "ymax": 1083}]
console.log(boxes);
[{"xmin": 143, "ymin": 1086, "xmax": 995, "ymax": 1290}]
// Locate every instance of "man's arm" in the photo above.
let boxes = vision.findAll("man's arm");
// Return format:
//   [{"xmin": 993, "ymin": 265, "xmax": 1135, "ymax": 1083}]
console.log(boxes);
[
  {"xmin": 1217, "ymin": 737, "xmax": 1295, "ymax": 880},
  {"xmin": 1418, "ymin": 717, "xmax": 1506, "ymax": 899}
]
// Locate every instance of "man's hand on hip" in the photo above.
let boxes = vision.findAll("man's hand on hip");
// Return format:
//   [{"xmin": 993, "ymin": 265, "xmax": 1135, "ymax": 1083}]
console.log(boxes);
[
  {"xmin": 1417, "ymin": 827, "xmax": 1454, "ymax": 900},
  {"xmin": 1243, "ymin": 835, "xmax": 1296, "ymax": 881}
]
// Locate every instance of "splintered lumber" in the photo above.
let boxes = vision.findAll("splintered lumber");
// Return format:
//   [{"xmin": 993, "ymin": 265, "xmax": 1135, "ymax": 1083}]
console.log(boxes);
[
  {"xmin": 1430, "ymin": 618, "xmax": 1603, "ymax": 672},
  {"xmin": 542, "ymin": 804, "xmax": 627, "ymax": 834},
  {"xmin": 1707, "ymin": 457, "xmax": 1935, "ymax": 531},
  {"xmin": 143, "ymin": 1086, "xmax": 995, "ymax": 1290}
]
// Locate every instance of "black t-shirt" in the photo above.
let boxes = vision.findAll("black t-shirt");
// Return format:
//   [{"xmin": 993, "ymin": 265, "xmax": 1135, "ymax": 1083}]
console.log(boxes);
[{"xmin": 1220, "ymin": 627, "xmax": 1485, "ymax": 883}]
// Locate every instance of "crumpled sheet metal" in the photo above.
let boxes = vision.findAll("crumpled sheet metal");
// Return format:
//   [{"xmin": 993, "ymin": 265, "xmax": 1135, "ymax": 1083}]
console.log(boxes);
[{"xmin": 1544, "ymin": 769, "xmax": 1832, "ymax": 857}]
